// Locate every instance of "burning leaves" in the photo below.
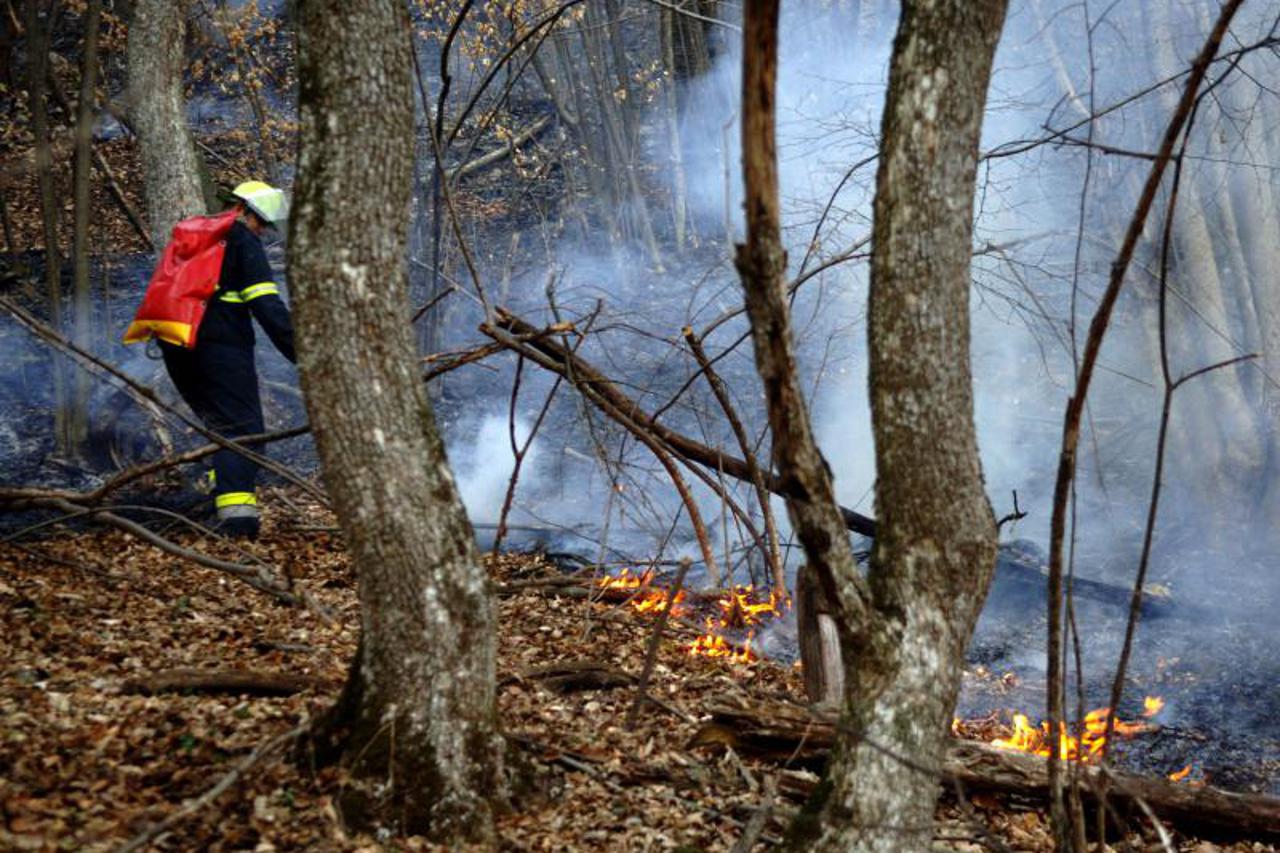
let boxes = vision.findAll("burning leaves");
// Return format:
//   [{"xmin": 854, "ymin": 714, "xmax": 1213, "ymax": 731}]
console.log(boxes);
[
  {"xmin": 594, "ymin": 571, "xmax": 788, "ymax": 665},
  {"xmin": 977, "ymin": 697, "xmax": 1165, "ymax": 763}
]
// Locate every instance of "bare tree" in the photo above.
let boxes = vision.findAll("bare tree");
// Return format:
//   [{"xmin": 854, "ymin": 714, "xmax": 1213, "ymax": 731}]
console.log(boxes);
[
  {"xmin": 735, "ymin": 0, "xmax": 1005, "ymax": 848},
  {"xmin": 69, "ymin": 0, "xmax": 101, "ymax": 453},
  {"xmin": 290, "ymin": 0, "xmax": 510, "ymax": 842},
  {"xmin": 25, "ymin": 0, "xmax": 71, "ymax": 457},
  {"xmin": 128, "ymin": 0, "xmax": 205, "ymax": 247}
]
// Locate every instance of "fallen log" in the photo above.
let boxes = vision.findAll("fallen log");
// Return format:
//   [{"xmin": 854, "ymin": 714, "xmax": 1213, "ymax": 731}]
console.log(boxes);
[
  {"xmin": 690, "ymin": 696, "xmax": 1280, "ymax": 843},
  {"xmin": 122, "ymin": 668, "xmax": 321, "ymax": 697}
]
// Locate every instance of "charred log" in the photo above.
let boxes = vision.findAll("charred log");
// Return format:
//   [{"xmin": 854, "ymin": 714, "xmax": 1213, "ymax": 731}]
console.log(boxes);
[{"xmin": 690, "ymin": 697, "xmax": 1280, "ymax": 843}]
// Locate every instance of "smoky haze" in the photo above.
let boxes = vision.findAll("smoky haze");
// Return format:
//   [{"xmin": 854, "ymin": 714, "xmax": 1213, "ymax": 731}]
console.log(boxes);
[
  {"xmin": 2, "ymin": 1, "xmax": 1277, "ymax": 773},
  {"xmin": 422, "ymin": 1, "xmax": 1280, "ymax": 779}
]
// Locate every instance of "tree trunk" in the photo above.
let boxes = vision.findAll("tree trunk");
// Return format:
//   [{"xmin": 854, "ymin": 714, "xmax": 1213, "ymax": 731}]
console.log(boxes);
[
  {"xmin": 797, "ymin": 3, "xmax": 1005, "ymax": 849},
  {"xmin": 732, "ymin": 0, "xmax": 1005, "ymax": 848},
  {"xmin": 69, "ymin": 0, "xmax": 101, "ymax": 454},
  {"xmin": 795, "ymin": 563, "xmax": 843, "ymax": 706},
  {"xmin": 25, "ymin": 0, "xmax": 71, "ymax": 457},
  {"xmin": 127, "ymin": 0, "xmax": 205, "ymax": 248},
  {"xmin": 290, "ymin": 0, "xmax": 509, "ymax": 843}
]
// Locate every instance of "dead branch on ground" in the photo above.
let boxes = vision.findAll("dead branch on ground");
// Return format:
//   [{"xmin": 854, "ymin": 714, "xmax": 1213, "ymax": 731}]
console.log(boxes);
[
  {"xmin": 626, "ymin": 557, "xmax": 691, "ymax": 727},
  {"xmin": 122, "ymin": 668, "xmax": 322, "ymax": 697},
  {"xmin": 114, "ymin": 724, "xmax": 307, "ymax": 853},
  {"xmin": 691, "ymin": 696, "xmax": 1280, "ymax": 844},
  {"xmin": 0, "ymin": 295, "xmax": 325, "ymax": 503}
]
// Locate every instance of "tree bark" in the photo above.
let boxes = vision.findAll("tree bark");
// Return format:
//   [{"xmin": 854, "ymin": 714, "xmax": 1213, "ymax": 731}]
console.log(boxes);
[
  {"xmin": 69, "ymin": 0, "xmax": 101, "ymax": 453},
  {"xmin": 732, "ymin": 1, "xmax": 1005, "ymax": 849},
  {"xmin": 127, "ymin": 0, "xmax": 205, "ymax": 248},
  {"xmin": 794, "ymin": 563, "xmax": 843, "ymax": 706},
  {"xmin": 25, "ymin": 0, "xmax": 71, "ymax": 457},
  {"xmin": 798, "ymin": 2, "xmax": 1005, "ymax": 849},
  {"xmin": 290, "ymin": 0, "xmax": 508, "ymax": 843}
]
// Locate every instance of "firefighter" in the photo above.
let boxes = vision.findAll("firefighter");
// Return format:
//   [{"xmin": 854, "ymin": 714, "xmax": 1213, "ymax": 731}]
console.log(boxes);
[{"xmin": 159, "ymin": 181, "xmax": 294, "ymax": 540}]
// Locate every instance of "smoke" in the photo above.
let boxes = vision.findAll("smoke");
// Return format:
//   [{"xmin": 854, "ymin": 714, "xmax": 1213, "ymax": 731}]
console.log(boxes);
[
  {"xmin": 426, "ymin": 0, "xmax": 1280, "ymax": 704},
  {"xmin": 452, "ymin": 412, "xmax": 542, "ymax": 523}
]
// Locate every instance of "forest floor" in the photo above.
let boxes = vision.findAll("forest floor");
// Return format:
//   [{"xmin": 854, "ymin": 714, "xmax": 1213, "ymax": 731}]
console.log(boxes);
[{"xmin": 1, "ymin": 489, "xmax": 1275, "ymax": 853}]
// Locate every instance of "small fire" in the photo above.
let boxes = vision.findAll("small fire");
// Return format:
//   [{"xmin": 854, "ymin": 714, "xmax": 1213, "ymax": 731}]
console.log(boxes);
[
  {"xmin": 596, "ymin": 567, "xmax": 653, "ymax": 591},
  {"xmin": 687, "ymin": 586, "xmax": 789, "ymax": 662},
  {"xmin": 986, "ymin": 697, "xmax": 1165, "ymax": 762},
  {"xmin": 632, "ymin": 590, "xmax": 686, "ymax": 614},
  {"xmin": 1168, "ymin": 764, "xmax": 1192, "ymax": 782},
  {"xmin": 718, "ymin": 586, "xmax": 787, "ymax": 628},
  {"xmin": 688, "ymin": 628, "xmax": 756, "ymax": 663},
  {"xmin": 596, "ymin": 568, "xmax": 687, "ymax": 615},
  {"xmin": 598, "ymin": 574, "xmax": 785, "ymax": 664}
]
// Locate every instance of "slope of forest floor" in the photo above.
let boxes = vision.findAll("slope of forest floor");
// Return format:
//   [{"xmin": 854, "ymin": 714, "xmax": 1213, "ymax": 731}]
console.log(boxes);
[{"xmin": 0, "ymin": 489, "xmax": 1273, "ymax": 852}]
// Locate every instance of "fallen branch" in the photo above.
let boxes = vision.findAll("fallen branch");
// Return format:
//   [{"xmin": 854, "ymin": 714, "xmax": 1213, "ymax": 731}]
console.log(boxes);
[
  {"xmin": 481, "ymin": 307, "xmax": 877, "ymax": 537},
  {"xmin": 122, "ymin": 668, "xmax": 321, "ymax": 697},
  {"xmin": 691, "ymin": 697, "xmax": 1280, "ymax": 843},
  {"xmin": 483, "ymin": 309, "xmax": 1181, "ymax": 617},
  {"xmin": 114, "ymin": 724, "xmax": 306, "ymax": 853},
  {"xmin": 0, "ymin": 426, "xmax": 310, "ymax": 509},
  {"xmin": 0, "ymin": 295, "xmax": 325, "ymax": 503},
  {"xmin": 449, "ymin": 115, "xmax": 551, "ymax": 182},
  {"xmin": 626, "ymin": 557, "xmax": 691, "ymax": 727},
  {"xmin": 24, "ymin": 496, "xmax": 300, "ymax": 606},
  {"xmin": 729, "ymin": 774, "xmax": 777, "ymax": 853}
]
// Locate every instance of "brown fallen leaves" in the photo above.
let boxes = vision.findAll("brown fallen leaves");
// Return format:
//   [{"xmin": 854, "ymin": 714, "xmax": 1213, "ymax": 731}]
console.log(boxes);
[{"xmin": 1, "ymin": 489, "xmax": 1274, "ymax": 852}]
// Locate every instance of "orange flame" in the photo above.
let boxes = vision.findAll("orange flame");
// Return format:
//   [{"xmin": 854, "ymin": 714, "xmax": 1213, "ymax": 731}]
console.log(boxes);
[
  {"xmin": 718, "ymin": 586, "xmax": 787, "ymax": 627},
  {"xmin": 986, "ymin": 698, "xmax": 1164, "ymax": 762},
  {"xmin": 596, "ymin": 567, "xmax": 653, "ymax": 590},
  {"xmin": 688, "ymin": 628, "xmax": 755, "ymax": 663},
  {"xmin": 596, "ymin": 569, "xmax": 687, "ymax": 616},
  {"xmin": 598, "ymin": 575, "xmax": 787, "ymax": 664},
  {"xmin": 1168, "ymin": 764, "xmax": 1192, "ymax": 782}
]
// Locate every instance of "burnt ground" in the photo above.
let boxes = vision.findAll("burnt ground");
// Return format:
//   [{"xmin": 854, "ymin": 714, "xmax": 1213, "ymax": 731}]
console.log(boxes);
[{"xmin": 2, "ymin": 488, "xmax": 1278, "ymax": 853}]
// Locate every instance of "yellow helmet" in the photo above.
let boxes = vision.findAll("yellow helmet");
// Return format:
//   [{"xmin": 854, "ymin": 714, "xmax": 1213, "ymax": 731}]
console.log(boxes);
[{"xmin": 231, "ymin": 180, "xmax": 288, "ymax": 226}]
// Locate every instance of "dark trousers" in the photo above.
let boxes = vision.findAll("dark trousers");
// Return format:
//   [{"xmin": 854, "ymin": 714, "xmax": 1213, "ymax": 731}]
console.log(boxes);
[{"xmin": 161, "ymin": 342, "xmax": 265, "ymax": 510}]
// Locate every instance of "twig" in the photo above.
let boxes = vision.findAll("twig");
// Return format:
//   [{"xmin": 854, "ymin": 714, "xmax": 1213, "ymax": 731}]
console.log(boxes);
[
  {"xmin": 995, "ymin": 490, "xmax": 1026, "ymax": 531},
  {"xmin": 1044, "ymin": 3, "xmax": 1247, "ymax": 842},
  {"xmin": 495, "ymin": 303, "xmax": 598, "ymax": 550},
  {"xmin": 481, "ymin": 308, "xmax": 879, "ymax": 537},
  {"xmin": 114, "ymin": 724, "xmax": 306, "ymax": 853},
  {"xmin": 728, "ymin": 774, "xmax": 776, "ymax": 853},
  {"xmin": 625, "ymin": 557, "xmax": 691, "ymax": 728},
  {"xmin": 29, "ymin": 496, "xmax": 299, "ymax": 605},
  {"xmin": 45, "ymin": 65, "xmax": 154, "ymax": 251},
  {"xmin": 0, "ymin": 426, "xmax": 309, "ymax": 509},
  {"xmin": 684, "ymin": 327, "xmax": 785, "ymax": 593}
]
